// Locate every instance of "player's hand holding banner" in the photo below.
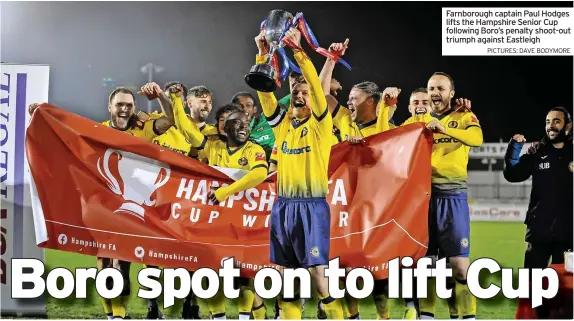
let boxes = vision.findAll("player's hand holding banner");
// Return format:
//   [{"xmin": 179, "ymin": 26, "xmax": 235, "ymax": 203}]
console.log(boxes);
[{"xmin": 26, "ymin": 104, "xmax": 432, "ymax": 279}]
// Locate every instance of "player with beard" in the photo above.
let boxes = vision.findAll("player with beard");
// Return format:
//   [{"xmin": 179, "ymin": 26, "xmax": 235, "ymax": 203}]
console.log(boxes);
[
  {"xmin": 144, "ymin": 81, "xmax": 209, "ymax": 320},
  {"xmin": 28, "ymin": 84, "xmax": 175, "ymax": 320},
  {"xmin": 185, "ymin": 85, "xmax": 219, "ymax": 160},
  {"xmin": 504, "ymin": 107, "xmax": 573, "ymax": 271},
  {"xmin": 254, "ymin": 27, "xmax": 345, "ymax": 320},
  {"xmin": 419, "ymin": 72, "xmax": 482, "ymax": 320},
  {"xmin": 167, "ymin": 92, "xmax": 268, "ymax": 320},
  {"xmin": 186, "ymin": 85, "xmax": 218, "ymax": 135},
  {"xmin": 232, "ymin": 91, "xmax": 275, "ymax": 160},
  {"xmin": 149, "ymin": 82, "xmax": 194, "ymax": 155}
]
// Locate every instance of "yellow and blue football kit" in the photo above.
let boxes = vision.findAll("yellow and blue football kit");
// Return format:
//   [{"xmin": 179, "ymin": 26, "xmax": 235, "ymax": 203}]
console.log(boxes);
[
  {"xmin": 421, "ymin": 109, "xmax": 482, "ymax": 320},
  {"xmin": 257, "ymin": 50, "xmax": 344, "ymax": 320}
]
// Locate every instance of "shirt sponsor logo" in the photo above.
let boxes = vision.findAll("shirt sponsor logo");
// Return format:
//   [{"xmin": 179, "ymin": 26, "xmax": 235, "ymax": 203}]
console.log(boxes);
[
  {"xmin": 434, "ymin": 137, "xmax": 459, "ymax": 144},
  {"xmin": 255, "ymin": 135, "xmax": 270, "ymax": 142},
  {"xmin": 281, "ymin": 141, "xmax": 311, "ymax": 155}
]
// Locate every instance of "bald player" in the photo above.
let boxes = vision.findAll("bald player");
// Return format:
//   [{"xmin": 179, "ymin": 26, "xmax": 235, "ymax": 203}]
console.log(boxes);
[{"xmin": 419, "ymin": 72, "xmax": 482, "ymax": 320}]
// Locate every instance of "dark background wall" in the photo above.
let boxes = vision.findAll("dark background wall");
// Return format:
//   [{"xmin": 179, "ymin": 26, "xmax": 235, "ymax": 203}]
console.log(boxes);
[{"xmin": 2, "ymin": 1, "xmax": 572, "ymax": 141}]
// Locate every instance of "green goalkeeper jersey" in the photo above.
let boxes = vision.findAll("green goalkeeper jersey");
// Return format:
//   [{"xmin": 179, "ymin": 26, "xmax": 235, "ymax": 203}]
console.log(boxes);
[{"xmin": 249, "ymin": 114, "xmax": 275, "ymax": 160}]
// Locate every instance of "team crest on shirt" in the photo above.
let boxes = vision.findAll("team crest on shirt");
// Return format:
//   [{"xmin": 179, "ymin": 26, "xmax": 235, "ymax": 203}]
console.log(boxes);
[
  {"xmin": 256, "ymin": 126, "xmax": 265, "ymax": 132},
  {"xmin": 301, "ymin": 127, "xmax": 308, "ymax": 138},
  {"xmin": 310, "ymin": 247, "xmax": 320, "ymax": 258},
  {"xmin": 448, "ymin": 121, "xmax": 458, "ymax": 128},
  {"xmin": 238, "ymin": 157, "xmax": 248, "ymax": 166},
  {"xmin": 460, "ymin": 238, "xmax": 469, "ymax": 248},
  {"xmin": 569, "ymin": 162, "xmax": 573, "ymax": 172}
]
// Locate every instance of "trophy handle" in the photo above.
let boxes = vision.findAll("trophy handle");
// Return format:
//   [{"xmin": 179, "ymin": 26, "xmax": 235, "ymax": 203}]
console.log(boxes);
[{"xmin": 97, "ymin": 149, "xmax": 122, "ymax": 195}]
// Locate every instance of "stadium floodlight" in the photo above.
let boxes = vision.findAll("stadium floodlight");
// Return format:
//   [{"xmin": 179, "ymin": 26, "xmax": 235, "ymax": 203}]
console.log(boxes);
[{"xmin": 140, "ymin": 63, "xmax": 165, "ymax": 113}]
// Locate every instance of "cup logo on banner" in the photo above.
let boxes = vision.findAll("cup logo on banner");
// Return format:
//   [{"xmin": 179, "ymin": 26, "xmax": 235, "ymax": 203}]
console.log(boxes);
[{"xmin": 96, "ymin": 149, "xmax": 171, "ymax": 221}]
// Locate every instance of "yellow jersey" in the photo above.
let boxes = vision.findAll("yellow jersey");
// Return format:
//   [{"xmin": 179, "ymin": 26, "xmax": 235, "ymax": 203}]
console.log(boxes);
[
  {"xmin": 430, "ymin": 109, "xmax": 482, "ymax": 190},
  {"xmin": 101, "ymin": 117, "xmax": 158, "ymax": 142},
  {"xmin": 334, "ymin": 100, "xmax": 394, "ymax": 140},
  {"xmin": 257, "ymin": 51, "xmax": 332, "ymax": 198},
  {"xmin": 197, "ymin": 137, "xmax": 268, "ymax": 171},
  {"xmin": 144, "ymin": 112, "xmax": 190, "ymax": 155},
  {"xmin": 199, "ymin": 123, "xmax": 218, "ymax": 136},
  {"xmin": 401, "ymin": 113, "xmax": 438, "ymax": 126}
]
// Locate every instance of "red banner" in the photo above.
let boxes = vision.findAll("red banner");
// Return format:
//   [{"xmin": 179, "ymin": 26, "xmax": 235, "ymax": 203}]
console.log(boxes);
[{"xmin": 27, "ymin": 104, "xmax": 432, "ymax": 279}]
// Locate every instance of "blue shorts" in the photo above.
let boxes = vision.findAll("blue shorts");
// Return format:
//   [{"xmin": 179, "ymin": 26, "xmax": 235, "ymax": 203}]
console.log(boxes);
[
  {"xmin": 427, "ymin": 190, "xmax": 470, "ymax": 258},
  {"xmin": 270, "ymin": 197, "xmax": 331, "ymax": 268}
]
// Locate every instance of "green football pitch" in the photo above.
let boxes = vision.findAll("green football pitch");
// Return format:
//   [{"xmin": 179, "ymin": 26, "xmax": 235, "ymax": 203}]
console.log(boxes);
[{"xmin": 42, "ymin": 221, "xmax": 527, "ymax": 319}]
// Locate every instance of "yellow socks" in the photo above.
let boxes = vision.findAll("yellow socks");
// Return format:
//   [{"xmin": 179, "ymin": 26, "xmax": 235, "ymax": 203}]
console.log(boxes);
[
  {"xmin": 252, "ymin": 302, "xmax": 267, "ymax": 319},
  {"xmin": 207, "ymin": 279, "xmax": 226, "ymax": 319},
  {"xmin": 279, "ymin": 295, "xmax": 302, "ymax": 320},
  {"xmin": 455, "ymin": 278, "xmax": 476, "ymax": 319},
  {"xmin": 111, "ymin": 297, "xmax": 126, "ymax": 319},
  {"xmin": 319, "ymin": 295, "xmax": 344, "ymax": 320},
  {"xmin": 419, "ymin": 277, "xmax": 437, "ymax": 319},
  {"xmin": 238, "ymin": 286, "xmax": 255, "ymax": 320},
  {"xmin": 100, "ymin": 297, "xmax": 113, "ymax": 319}
]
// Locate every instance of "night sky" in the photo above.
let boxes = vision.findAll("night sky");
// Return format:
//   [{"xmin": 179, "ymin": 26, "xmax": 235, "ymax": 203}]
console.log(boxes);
[{"xmin": 2, "ymin": 1, "xmax": 572, "ymax": 142}]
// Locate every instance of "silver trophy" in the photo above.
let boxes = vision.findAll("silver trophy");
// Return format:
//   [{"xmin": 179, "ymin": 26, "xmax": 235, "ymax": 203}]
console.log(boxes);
[{"xmin": 245, "ymin": 10, "xmax": 294, "ymax": 92}]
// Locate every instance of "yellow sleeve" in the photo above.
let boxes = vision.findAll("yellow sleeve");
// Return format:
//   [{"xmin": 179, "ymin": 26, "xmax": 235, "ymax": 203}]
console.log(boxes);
[
  {"xmin": 246, "ymin": 143, "xmax": 269, "ymax": 170},
  {"xmin": 214, "ymin": 144, "xmax": 268, "ymax": 202},
  {"xmin": 172, "ymin": 93, "xmax": 207, "ymax": 148},
  {"xmin": 332, "ymin": 105, "xmax": 352, "ymax": 133},
  {"xmin": 201, "ymin": 124, "xmax": 219, "ymax": 136},
  {"xmin": 443, "ymin": 112, "xmax": 483, "ymax": 147},
  {"xmin": 293, "ymin": 51, "xmax": 329, "ymax": 126},
  {"xmin": 142, "ymin": 119, "xmax": 160, "ymax": 141},
  {"xmin": 376, "ymin": 100, "xmax": 392, "ymax": 132},
  {"xmin": 255, "ymin": 54, "xmax": 279, "ymax": 118},
  {"xmin": 254, "ymin": 54, "xmax": 288, "ymax": 139},
  {"xmin": 401, "ymin": 116, "xmax": 415, "ymax": 126},
  {"xmin": 269, "ymin": 144, "xmax": 278, "ymax": 165}
]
